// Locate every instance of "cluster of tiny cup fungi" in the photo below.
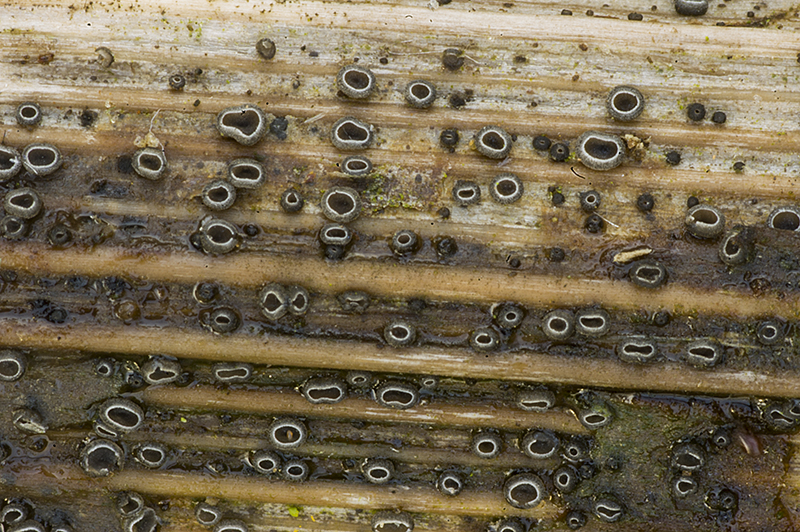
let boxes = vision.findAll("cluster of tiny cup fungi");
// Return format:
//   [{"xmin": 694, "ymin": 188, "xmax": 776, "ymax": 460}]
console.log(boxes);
[{"xmin": 3, "ymin": 343, "xmax": 799, "ymax": 532}]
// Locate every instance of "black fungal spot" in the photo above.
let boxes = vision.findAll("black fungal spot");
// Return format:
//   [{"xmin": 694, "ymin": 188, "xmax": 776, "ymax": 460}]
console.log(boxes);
[
  {"xmin": 533, "ymin": 135, "xmax": 551, "ymax": 151},
  {"xmin": 168, "ymin": 74, "xmax": 186, "ymax": 90},
  {"xmin": 442, "ymin": 48, "xmax": 464, "ymax": 70},
  {"xmin": 579, "ymin": 190, "xmax": 601, "ymax": 212},
  {"xmin": 256, "ymin": 38, "xmax": 276, "ymax": 59},
  {"xmin": 440, "ymin": 128, "xmax": 460, "ymax": 150},
  {"xmin": 79, "ymin": 109, "xmax": 97, "ymax": 127},
  {"xmin": 686, "ymin": 103, "xmax": 706, "ymax": 121},
  {"xmin": 549, "ymin": 142, "xmax": 569, "ymax": 162},
  {"xmin": 435, "ymin": 236, "xmax": 458, "ymax": 258},
  {"xmin": 628, "ymin": 12, "xmax": 643, "ymax": 20},
  {"xmin": 711, "ymin": 111, "xmax": 727, "ymax": 124},
  {"xmin": 666, "ymin": 151, "xmax": 682, "ymax": 165},
  {"xmin": 636, "ymin": 193, "xmax": 655, "ymax": 212},
  {"xmin": 561, "ymin": 8, "xmax": 572, "ymax": 15},
  {"xmin": 733, "ymin": 161, "xmax": 745, "ymax": 172},
  {"xmin": 584, "ymin": 214, "xmax": 604, "ymax": 233},
  {"xmin": 674, "ymin": 0, "xmax": 709, "ymax": 16}
]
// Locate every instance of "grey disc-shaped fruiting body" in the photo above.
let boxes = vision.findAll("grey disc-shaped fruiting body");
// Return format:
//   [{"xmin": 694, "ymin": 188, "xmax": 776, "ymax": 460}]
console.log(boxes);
[
  {"xmin": 503, "ymin": 473, "xmax": 546, "ymax": 509},
  {"xmin": 469, "ymin": 327, "xmax": 501, "ymax": 351},
  {"xmin": 320, "ymin": 186, "xmax": 362, "ymax": 223},
  {"xmin": 192, "ymin": 282, "xmax": 218, "ymax": 303},
  {"xmin": 579, "ymin": 190, "xmax": 601, "ymax": 212},
  {"xmin": 520, "ymin": 430, "xmax": 559, "ymax": 459},
  {"xmin": 16, "ymin": 102, "xmax": 43, "ymax": 126},
  {"xmin": 517, "ymin": 389, "xmax": 555, "ymax": 412},
  {"xmin": 606, "ymin": 86, "xmax": 645, "ymax": 121},
  {"xmin": 575, "ymin": 131, "xmax": 625, "ymax": 171},
  {"xmin": 674, "ymin": 0, "xmax": 708, "ymax": 16},
  {"xmin": 336, "ymin": 64, "xmax": 376, "ymax": 99},
  {"xmin": 756, "ymin": 320, "xmax": 784, "ymax": 346},
  {"xmin": 473, "ymin": 125, "xmax": 512, "ymax": 159},
  {"xmin": 672, "ymin": 476, "xmax": 698, "ymax": 498},
  {"xmin": 22, "ymin": 143, "xmax": 62, "ymax": 177},
  {"xmin": 471, "ymin": 432, "xmax": 502, "ymax": 459},
  {"xmin": 195, "ymin": 503, "xmax": 223, "ymax": 527},
  {"xmin": 490, "ymin": 173, "xmax": 524, "ymax": 204},
  {"xmin": 283, "ymin": 459, "xmax": 310, "ymax": 481},
  {"xmin": 268, "ymin": 417, "xmax": 307, "ymax": 449},
  {"xmin": 494, "ymin": 303, "xmax": 524, "ymax": 329},
  {"xmin": 280, "ymin": 189, "xmax": 304, "ymax": 213},
  {"xmin": 542, "ymin": 309, "xmax": 575, "ymax": 340},
  {"xmin": 685, "ymin": 204, "xmax": 725, "ymax": 239},
  {"xmin": 8, "ymin": 521, "xmax": 45, "ymax": 532},
  {"xmin": 260, "ymin": 283, "xmax": 289, "ymax": 320},
  {"xmin": 341, "ymin": 155, "xmax": 372, "ymax": 176},
  {"xmin": 767, "ymin": 206, "xmax": 800, "ymax": 231},
  {"xmin": 99, "ymin": 398, "xmax": 144, "ymax": 432},
  {"xmin": 286, "ymin": 285, "xmax": 310, "ymax": 316},
  {"xmin": 0, "ymin": 350, "xmax": 27, "ymax": 381},
  {"xmin": 671, "ymin": 442, "xmax": 705, "ymax": 471},
  {"xmin": 202, "ymin": 180, "xmax": 237, "ymax": 211},
  {"xmin": 374, "ymin": 381, "xmax": 420, "ymax": 409},
  {"xmin": 580, "ymin": 403, "xmax": 614, "ymax": 429},
  {"xmin": 553, "ymin": 465, "xmax": 579, "ymax": 493},
  {"xmin": 616, "ymin": 336, "xmax": 658, "ymax": 364},
  {"xmin": 302, "ymin": 377, "xmax": 347, "ymax": 404},
  {"xmin": 629, "ymin": 260, "xmax": 668, "ymax": 289},
  {"xmin": 594, "ymin": 498, "xmax": 624, "ymax": 522},
  {"xmin": 131, "ymin": 148, "xmax": 167, "ymax": 180},
  {"xmin": 361, "ymin": 457, "xmax": 395, "ymax": 484},
  {"xmin": 206, "ymin": 307, "xmax": 241, "ymax": 334},
  {"xmin": 437, "ymin": 471, "xmax": 464, "ymax": 496},
  {"xmin": 404, "ymin": 80, "xmax": 437, "ymax": 108},
  {"xmin": 213, "ymin": 520, "xmax": 248, "ymax": 532},
  {"xmin": 198, "ymin": 218, "xmax": 239, "ymax": 254},
  {"xmin": 212, "ymin": 362, "xmax": 253, "ymax": 383},
  {"xmin": 216, "ymin": 104, "xmax": 268, "ymax": 146},
  {"xmin": 142, "ymin": 356, "xmax": 182, "ymax": 385},
  {"xmin": 248, "ymin": 449, "xmax": 281, "ymax": 474},
  {"xmin": 452, "ymin": 180, "xmax": 481, "ymax": 206},
  {"xmin": 0, "ymin": 145, "xmax": 22, "ymax": 181},
  {"xmin": 718, "ymin": 226, "xmax": 753, "ymax": 266},
  {"xmin": 134, "ymin": 443, "xmax": 167, "ymax": 468},
  {"xmin": 319, "ymin": 223, "xmax": 353, "ymax": 246},
  {"xmin": 371, "ymin": 512, "xmax": 413, "ymax": 532},
  {"xmin": 685, "ymin": 339, "xmax": 722, "ymax": 368},
  {"xmin": 1, "ymin": 503, "xmax": 28, "ymax": 525},
  {"xmin": 330, "ymin": 117, "xmax": 374, "ymax": 150},
  {"xmin": 391, "ymin": 229, "xmax": 419, "ymax": 254},
  {"xmin": 80, "ymin": 438, "xmax": 125, "ymax": 477},
  {"xmin": 384, "ymin": 320, "xmax": 416, "ymax": 347},
  {"xmin": 4, "ymin": 188, "xmax": 42, "ymax": 220},
  {"xmin": 227, "ymin": 158, "xmax": 266, "ymax": 189},
  {"xmin": 575, "ymin": 308, "xmax": 611, "ymax": 337}
]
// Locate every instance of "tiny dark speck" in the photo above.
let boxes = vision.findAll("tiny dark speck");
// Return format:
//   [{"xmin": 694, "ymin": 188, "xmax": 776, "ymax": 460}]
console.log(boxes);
[
  {"xmin": 79, "ymin": 109, "xmax": 98, "ymax": 127},
  {"xmin": 716, "ymin": 21, "xmax": 725, "ymax": 26},
  {"xmin": 437, "ymin": 207, "xmax": 451, "ymax": 219},
  {"xmin": 733, "ymin": 161, "xmax": 745, "ymax": 172},
  {"xmin": 117, "ymin": 156, "xmax": 133, "ymax": 174},
  {"xmin": 509, "ymin": 257, "xmax": 521, "ymax": 268},
  {"xmin": 514, "ymin": 55, "xmax": 527, "ymax": 63},
  {"xmin": 747, "ymin": 11, "xmax": 754, "ymax": 17},
  {"xmin": 628, "ymin": 12, "xmax": 643, "ymax": 20},
  {"xmin": 292, "ymin": 79, "xmax": 301, "ymax": 89},
  {"xmin": 586, "ymin": 9, "xmax": 594, "ymax": 15},
  {"xmin": 561, "ymin": 8, "xmax": 572, "ymax": 15},
  {"xmin": 572, "ymin": 74, "xmax": 580, "ymax": 81},
  {"xmin": 379, "ymin": 57, "xmax": 388, "ymax": 64},
  {"xmin": 309, "ymin": 51, "xmax": 319, "ymax": 57},
  {"xmin": 449, "ymin": 94, "xmax": 466, "ymax": 109},
  {"xmin": 270, "ymin": 116, "xmax": 289, "ymax": 140},
  {"xmin": 579, "ymin": 43, "xmax": 588, "ymax": 51},
  {"xmin": 687, "ymin": 196, "xmax": 700, "ymax": 208},
  {"xmin": 193, "ymin": 99, "xmax": 201, "ymax": 107}
]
